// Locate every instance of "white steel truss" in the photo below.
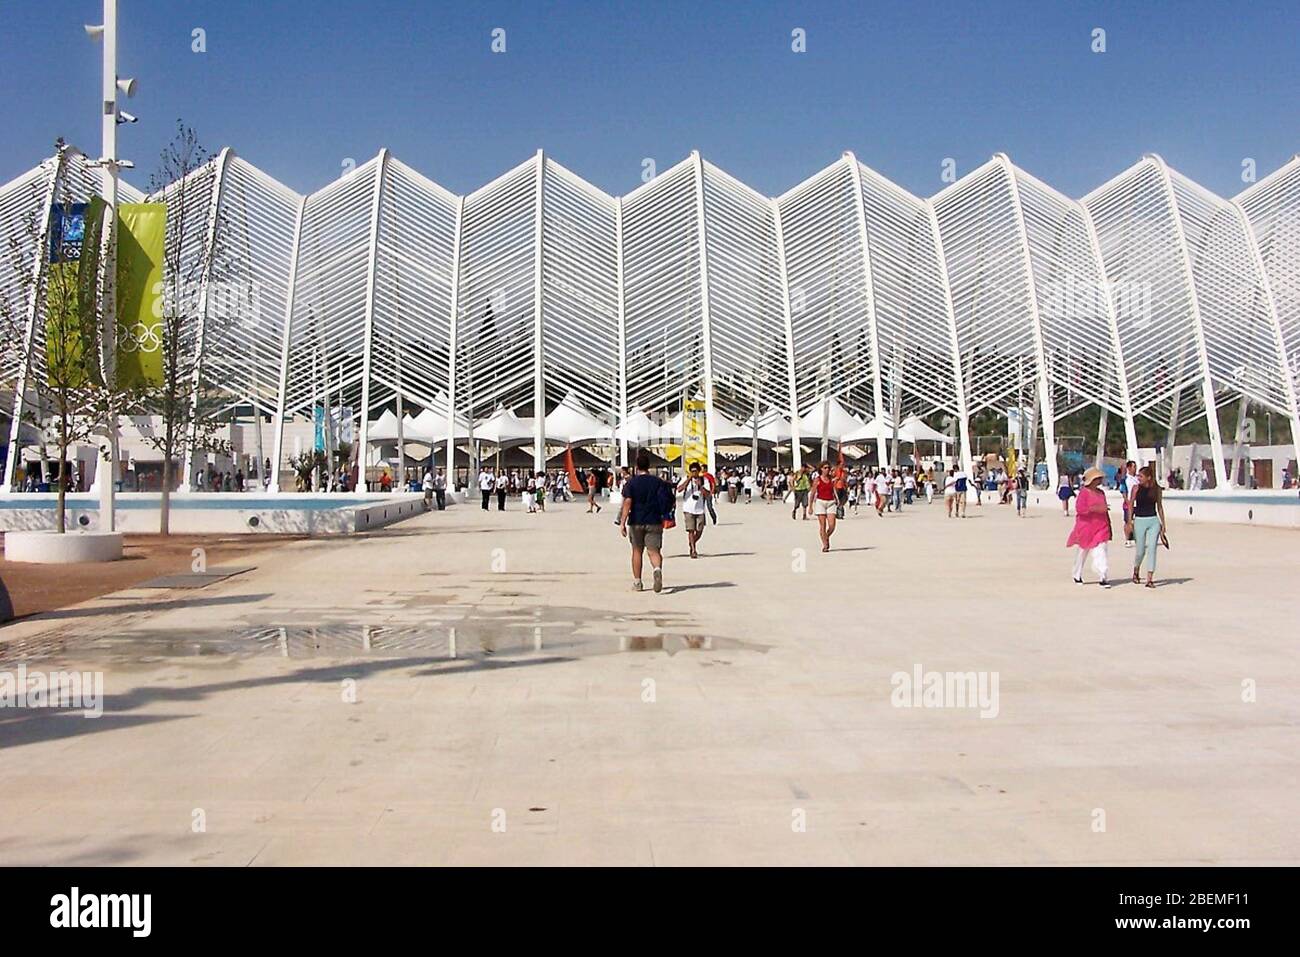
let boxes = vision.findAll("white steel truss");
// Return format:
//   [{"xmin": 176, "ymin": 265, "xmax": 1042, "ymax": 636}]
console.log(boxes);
[
  {"xmin": 1234, "ymin": 156, "xmax": 1300, "ymax": 461},
  {"xmin": 3, "ymin": 146, "xmax": 1298, "ymax": 488}
]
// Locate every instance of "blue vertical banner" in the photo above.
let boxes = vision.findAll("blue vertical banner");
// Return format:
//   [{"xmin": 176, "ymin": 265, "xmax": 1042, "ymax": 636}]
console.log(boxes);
[{"xmin": 313, "ymin": 406, "xmax": 325, "ymax": 451}]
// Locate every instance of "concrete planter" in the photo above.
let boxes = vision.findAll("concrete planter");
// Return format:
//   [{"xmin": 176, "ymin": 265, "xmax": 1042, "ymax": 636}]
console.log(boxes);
[{"xmin": 3, "ymin": 530, "xmax": 124, "ymax": 563}]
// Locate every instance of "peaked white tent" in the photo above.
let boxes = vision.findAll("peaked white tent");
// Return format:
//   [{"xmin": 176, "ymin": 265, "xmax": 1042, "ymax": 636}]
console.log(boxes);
[
  {"xmin": 544, "ymin": 392, "xmax": 611, "ymax": 445},
  {"xmin": 842, "ymin": 418, "xmax": 918, "ymax": 445},
  {"xmin": 739, "ymin": 413, "xmax": 793, "ymax": 444},
  {"xmin": 413, "ymin": 407, "xmax": 470, "ymax": 443},
  {"xmin": 901, "ymin": 415, "xmax": 953, "ymax": 444},
  {"xmin": 656, "ymin": 411, "xmax": 683, "ymax": 444},
  {"xmin": 615, "ymin": 409, "xmax": 657, "ymax": 444},
  {"xmin": 474, "ymin": 405, "xmax": 533, "ymax": 447},
  {"xmin": 365, "ymin": 409, "xmax": 401, "ymax": 442},
  {"xmin": 797, "ymin": 397, "xmax": 865, "ymax": 440},
  {"xmin": 708, "ymin": 410, "xmax": 748, "ymax": 442}
]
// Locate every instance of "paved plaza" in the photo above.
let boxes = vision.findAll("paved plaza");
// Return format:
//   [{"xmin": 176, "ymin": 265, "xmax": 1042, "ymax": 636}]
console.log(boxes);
[{"xmin": 0, "ymin": 494, "xmax": 1295, "ymax": 866}]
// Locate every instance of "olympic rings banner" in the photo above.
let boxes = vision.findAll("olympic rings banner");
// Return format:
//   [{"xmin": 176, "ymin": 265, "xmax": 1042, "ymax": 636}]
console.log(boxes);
[
  {"xmin": 44, "ymin": 200, "xmax": 166, "ymax": 388},
  {"xmin": 115, "ymin": 202, "xmax": 167, "ymax": 388}
]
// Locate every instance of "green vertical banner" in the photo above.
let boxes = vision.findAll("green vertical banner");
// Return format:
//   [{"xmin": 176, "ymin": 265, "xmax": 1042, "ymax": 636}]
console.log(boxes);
[
  {"xmin": 115, "ymin": 203, "xmax": 167, "ymax": 387},
  {"xmin": 45, "ymin": 197, "xmax": 104, "ymax": 386}
]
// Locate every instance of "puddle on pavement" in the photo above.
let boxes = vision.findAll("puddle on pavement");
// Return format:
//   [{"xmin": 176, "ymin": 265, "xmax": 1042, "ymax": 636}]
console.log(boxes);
[{"xmin": 0, "ymin": 603, "xmax": 767, "ymax": 666}]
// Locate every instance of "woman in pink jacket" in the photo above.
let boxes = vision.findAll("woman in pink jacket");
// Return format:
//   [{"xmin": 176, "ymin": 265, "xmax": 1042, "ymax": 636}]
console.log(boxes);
[{"xmin": 1067, "ymin": 467, "xmax": 1112, "ymax": 587}]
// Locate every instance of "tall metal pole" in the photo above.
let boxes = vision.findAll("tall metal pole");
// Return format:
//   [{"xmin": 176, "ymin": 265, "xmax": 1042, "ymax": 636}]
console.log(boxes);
[
  {"xmin": 444, "ymin": 196, "xmax": 464, "ymax": 484},
  {"xmin": 95, "ymin": 0, "xmax": 121, "ymax": 528},
  {"xmin": 614, "ymin": 197, "xmax": 629, "ymax": 466},
  {"xmin": 771, "ymin": 198, "xmax": 801, "ymax": 471},
  {"xmin": 846, "ymin": 154, "xmax": 889, "ymax": 469},
  {"xmin": 356, "ymin": 149, "xmax": 389, "ymax": 491},
  {"xmin": 532, "ymin": 150, "xmax": 546, "ymax": 472},
  {"xmin": 268, "ymin": 195, "xmax": 306, "ymax": 493},
  {"xmin": 691, "ymin": 151, "xmax": 717, "ymax": 475}
]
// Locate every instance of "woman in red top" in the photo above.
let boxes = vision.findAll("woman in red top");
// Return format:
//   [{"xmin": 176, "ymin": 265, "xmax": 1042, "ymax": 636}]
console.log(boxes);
[
  {"xmin": 812, "ymin": 462, "xmax": 839, "ymax": 552},
  {"xmin": 1066, "ymin": 467, "xmax": 1112, "ymax": 586}
]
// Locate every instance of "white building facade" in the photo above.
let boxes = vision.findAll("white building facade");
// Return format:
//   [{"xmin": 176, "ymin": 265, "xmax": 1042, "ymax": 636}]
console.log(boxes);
[{"xmin": 3, "ymin": 147, "xmax": 1298, "ymax": 490}]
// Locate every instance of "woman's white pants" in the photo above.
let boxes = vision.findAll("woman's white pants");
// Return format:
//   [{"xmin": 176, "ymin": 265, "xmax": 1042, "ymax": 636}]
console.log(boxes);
[{"xmin": 1072, "ymin": 544, "xmax": 1109, "ymax": 581}]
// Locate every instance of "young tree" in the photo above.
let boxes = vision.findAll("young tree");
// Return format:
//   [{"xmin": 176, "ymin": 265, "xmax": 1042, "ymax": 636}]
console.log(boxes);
[
  {"xmin": 1, "ymin": 143, "xmax": 124, "ymax": 533},
  {"xmin": 288, "ymin": 449, "xmax": 325, "ymax": 492},
  {"xmin": 131, "ymin": 123, "xmax": 236, "ymax": 533}
]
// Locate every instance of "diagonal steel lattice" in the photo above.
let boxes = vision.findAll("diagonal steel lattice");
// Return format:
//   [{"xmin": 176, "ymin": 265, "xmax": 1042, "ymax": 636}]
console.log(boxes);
[{"xmin": 2, "ymin": 147, "xmax": 1297, "ymax": 487}]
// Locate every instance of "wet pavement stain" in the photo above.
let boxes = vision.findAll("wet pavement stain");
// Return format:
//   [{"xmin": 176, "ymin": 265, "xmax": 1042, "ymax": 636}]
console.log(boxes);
[{"xmin": 0, "ymin": 603, "xmax": 768, "ymax": 667}]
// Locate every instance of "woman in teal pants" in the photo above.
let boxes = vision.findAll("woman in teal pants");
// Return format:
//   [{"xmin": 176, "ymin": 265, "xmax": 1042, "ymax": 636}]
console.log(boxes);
[{"xmin": 1127, "ymin": 466, "xmax": 1169, "ymax": 588}]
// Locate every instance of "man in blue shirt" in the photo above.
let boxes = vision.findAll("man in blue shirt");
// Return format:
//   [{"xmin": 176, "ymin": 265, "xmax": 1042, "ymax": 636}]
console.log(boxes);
[{"xmin": 619, "ymin": 449, "xmax": 669, "ymax": 593}]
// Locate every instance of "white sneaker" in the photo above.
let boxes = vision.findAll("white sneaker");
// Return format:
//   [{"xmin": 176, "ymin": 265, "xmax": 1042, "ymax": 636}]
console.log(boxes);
[{"xmin": 652, "ymin": 568, "xmax": 663, "ymax": 593}]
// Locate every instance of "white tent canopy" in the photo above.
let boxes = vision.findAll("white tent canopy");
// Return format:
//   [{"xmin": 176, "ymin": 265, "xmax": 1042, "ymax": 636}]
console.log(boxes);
[
  {"xmin": 648, "ymin": 408, "xmax": 747, "ymax": 444},
  {"xmin": 902, "ymin": 415, "xmax": 953, "ymax": 444},
  {"xmin": 739, "ymin": 412, "xmax": 793, "ymax": 444},
  {"xmin": 410, "ymin": 391, "xmax": 472, "ymax": 443},
  {"xmin": 365, "ymin": 409, "xmax": 401, "ymax": 442},
  {"xmin": 474, "ymin": 404, "xmax": 533, "ymax": 447},
  {"xmin": 708, "ymin": 410, "xmax": 748, "ymax": 442},
  {"xmin": 842, "ymin": 418, "xmax": 918, "ymax": 444},
  {"xmin": 615, "ymin": 409, "xmax": 657, "ymax": 444},
  {"xmin": 544, "ymin": 392, "xmax": 611, "ymax": 445},
  {"xmin": 656, "ymin": 411, "xmax": 683, "ymax": 444},
  {"xmin": 797, "ymin": 397, "xmax": 866, "ymax": 440}
]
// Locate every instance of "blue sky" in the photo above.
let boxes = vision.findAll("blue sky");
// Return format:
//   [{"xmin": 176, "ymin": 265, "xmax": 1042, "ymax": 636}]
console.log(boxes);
[{"xmin": 2, "ymin": 0, "xmax": 1296, "ymax": 199}]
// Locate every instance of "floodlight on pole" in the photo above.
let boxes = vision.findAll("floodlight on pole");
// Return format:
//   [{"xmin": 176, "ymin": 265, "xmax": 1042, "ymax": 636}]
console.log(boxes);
[
  {"xmin": 84, "ymin": 23, "xmax": 104, "ymax": 39},
  {"xmin": 116, "ymin": 76, "xmax": 137, "ymax": 97}
]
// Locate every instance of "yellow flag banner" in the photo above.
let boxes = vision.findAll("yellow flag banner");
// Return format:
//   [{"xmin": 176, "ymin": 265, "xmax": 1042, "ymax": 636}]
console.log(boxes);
[
  {"xmin": 115, "ymin": 203, "xmax": 167, "ymax": 388},
  {"xmin": 683, "ymin": 399, "xmax": 707, "ymax": 467}
]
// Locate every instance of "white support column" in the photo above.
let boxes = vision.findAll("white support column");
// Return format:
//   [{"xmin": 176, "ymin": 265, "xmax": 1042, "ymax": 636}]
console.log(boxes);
[
  {"xmin": 268, "ymin": 194, "xmax": 306, "ymax": 494},
  {"xmin": 772, "ymin": 197, "xmax": 802, "ymax": 471},
  {"xmin": 1231, "ymin": 198, "xmax": 1300, "ymax": 484},
  {"xmin": 614, "ymin": 196, "xmax": 630, "ymax": 466},
  {"xmin": 924, "ymin": 200, "xmax": 974, "ymax": 477},
  {"xmin": 1078, "ymin": 199, "xmax": 1140, "ymax": 463},
  {"xmin": 445, "ymin": 196, "xmax": 465, "ymax": 481},
  {"xmin": 180, "ymin": 147, "xmax": 233, "ymax": 492},
  {"xmin": 845, "ymin": 153, "xmax": 889, "ymax": 468},
  {"xmin": 690, "ymin": 151, "xmax": 717, "ymax": 476},
  {"xmin": 394, "ymin": 333, "xmax": 404, "ymax": 486},
  {"xmin": 1148, "ymin": 155, "xmax": 1228, "ymax": 490},
  {"xmin": 1229, "ymin": 395, "xmax": 1249, "ymax": 487},
  {"xmin": 5, "ymin": 151, "xmax": 63, "ymax": 489},
  {"xmin": 93, "ymin": 0, "xmax": 122, "ymax": 526},
  {"xmin": 532, "ymin": 150, "xmax": 546, "ymax": 472},
  {"xmin": 355, "ymin": 148, "xmax": 389, "ymax": 491},
  {"xmin": 999, "ymin": 155, "xmax": 1059, "ymax": 493}
]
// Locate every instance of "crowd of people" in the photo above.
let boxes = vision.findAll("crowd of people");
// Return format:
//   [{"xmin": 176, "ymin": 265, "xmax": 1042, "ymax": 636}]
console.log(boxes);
[
  {"xmin": 468, "ymin": 466, "xmax": 615, "ymax": 513},
  {"xmin": 433, "ymin": 451, "xmax": 1180, "ymax": 597}
]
